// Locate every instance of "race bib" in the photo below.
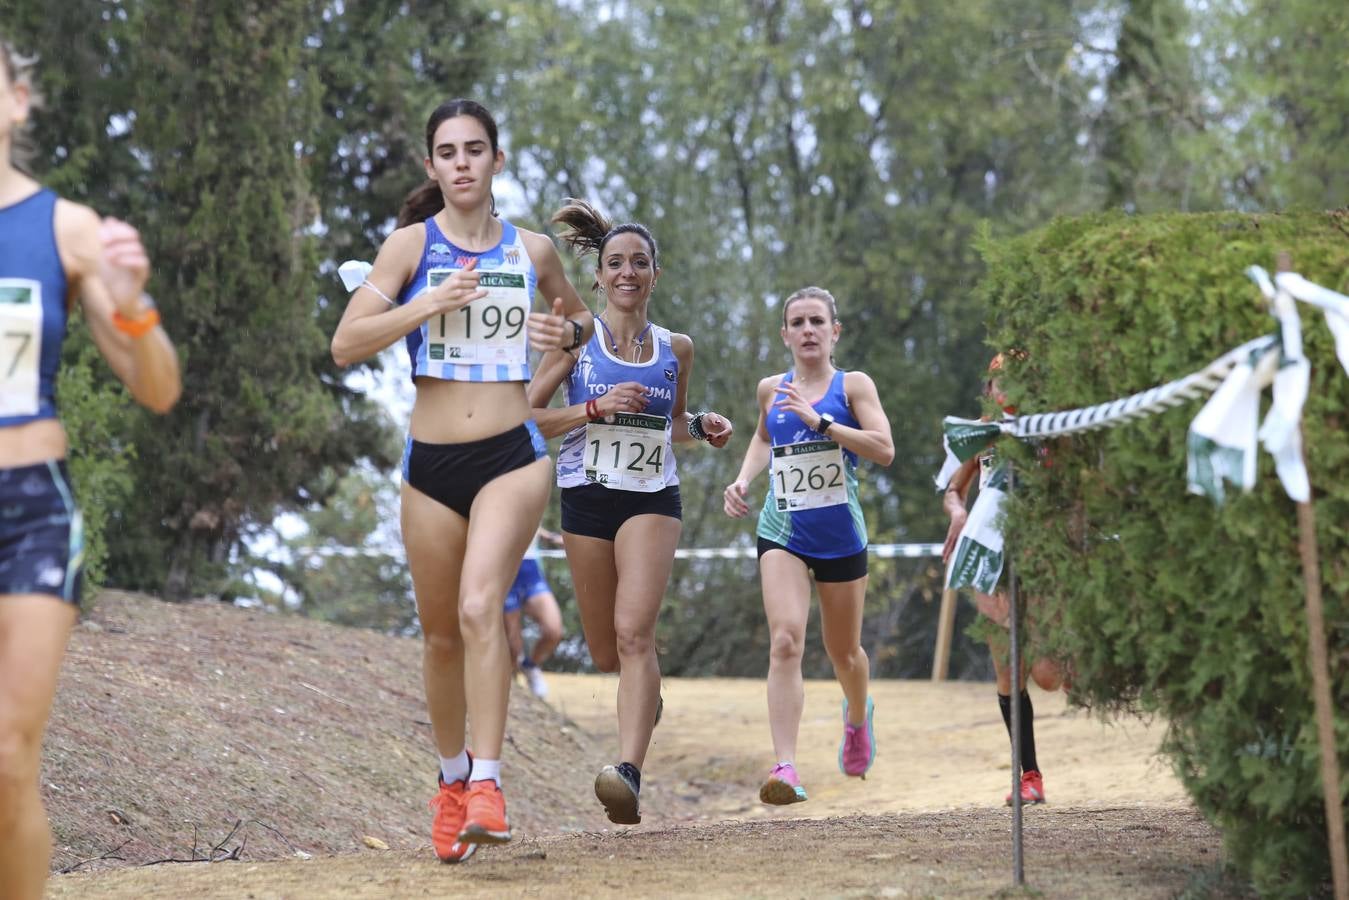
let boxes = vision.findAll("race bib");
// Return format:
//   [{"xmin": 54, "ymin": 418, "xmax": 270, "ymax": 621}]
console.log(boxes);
[
  {"xmin": 771, "ymin": 440, "xmax": 846, "ymax": 511},
  {"xmin": 424, "ymin": 268, "xmax": 529, "ymax": 365},
  {"xmin": 0, "ymin": 279, "xmax": 43, "ymax": 418},
  {"xmin": 585, "ymin": 412, "xmax": 668, "ymax": 492}
]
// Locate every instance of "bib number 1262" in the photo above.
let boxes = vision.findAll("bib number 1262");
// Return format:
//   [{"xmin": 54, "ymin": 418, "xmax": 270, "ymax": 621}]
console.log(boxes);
[{"xmin": 771, "ymin": 440, "xmax": 845, "ymax": 511}]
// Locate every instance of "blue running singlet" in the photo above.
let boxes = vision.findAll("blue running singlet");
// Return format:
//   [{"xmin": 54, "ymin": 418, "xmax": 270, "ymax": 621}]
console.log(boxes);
[
  {"xmin": 0, "ymin": 189, "xmax": 68, "ymax": 426},
  {"xmin": 556, "ymin": 324, "xmax": 680, "ymax": 491},
  {"xmin": 397, "ymin": 217, "xmax": 537, "ymax": 383},
  {"xmin": 756, "ymin": 370, "xmax": 867, "ymax": 558}
]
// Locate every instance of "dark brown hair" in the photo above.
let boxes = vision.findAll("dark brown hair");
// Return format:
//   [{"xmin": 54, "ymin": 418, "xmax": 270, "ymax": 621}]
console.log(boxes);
[
  {"xmin": 550, "ymin": 197, "xmax": 658, "ymax": 291},
  {"xmin": 396, "ymin": 99, "xmax": 500, "ymax": 229},
  {"xmin": 782, "ymin": 286, "xmax": 839, "ymax": 327}
]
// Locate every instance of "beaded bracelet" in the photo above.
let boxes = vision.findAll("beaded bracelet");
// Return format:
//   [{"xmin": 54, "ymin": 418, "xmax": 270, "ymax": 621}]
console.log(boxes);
[{"xmin": 687, "ymin": 412, "xmax": 709, "ymax": 441}]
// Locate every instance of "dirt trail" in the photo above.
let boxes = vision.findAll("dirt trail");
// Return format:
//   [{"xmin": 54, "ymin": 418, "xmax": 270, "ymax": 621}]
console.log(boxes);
[{"xmin": 52, "ymin": 673, "xmax": 1228, "ymax": 898}]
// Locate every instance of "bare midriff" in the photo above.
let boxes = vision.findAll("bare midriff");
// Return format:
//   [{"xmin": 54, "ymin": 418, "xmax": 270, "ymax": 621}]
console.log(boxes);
[
  {"xmin": 409, "ymin": 378, "xmax": 533, "ymax": 444},
  {"xmin": 0, "ymin": 419, "xmax": 67, "ymax": 469}
]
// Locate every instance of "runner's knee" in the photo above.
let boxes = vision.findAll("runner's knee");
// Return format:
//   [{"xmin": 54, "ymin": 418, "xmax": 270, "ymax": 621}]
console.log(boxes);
[
  {"xmin": 614, "ymin": 623, "xmax": 654, "ymax": 659},
  {"xmin": 769, "ymin": 628, "xmax": 805, "ymax": 663},
  {"xmin": 421, "ymin": 628, "xmax": 464, "ymax": 664},
  {"xmin": 456, "ymin": 594, "xmax": 502, "ymax": 642}
]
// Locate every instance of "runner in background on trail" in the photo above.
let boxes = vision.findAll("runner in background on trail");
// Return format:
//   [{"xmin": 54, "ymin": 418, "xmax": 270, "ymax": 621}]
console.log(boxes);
[
  {"xmin": 504, "ymin": 527, "xmax": 565, "ymax": 699},
  {"xmin": 941, "ymin": 352, "xmax": 1066, "ymax": 807},
  {"xmin": 0, "ymin": 35, "xmax": 182, "ymax": 900},
  {"xmin": 528, "ymin": 198, "xmax": 732, "ymax": 826},
  {"xmin": 330, "ymin": 98, "xmax": 593, "ymax": 863},
  {"xmin": 722, "ymin": 287, "xmax": 894, "ymax": 807}
]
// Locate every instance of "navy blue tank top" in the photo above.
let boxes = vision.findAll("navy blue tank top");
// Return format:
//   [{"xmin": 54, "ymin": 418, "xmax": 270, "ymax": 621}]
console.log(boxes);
[{"xmin": 0, "ymin": 189, "xmax": 67, "ymax": 426}]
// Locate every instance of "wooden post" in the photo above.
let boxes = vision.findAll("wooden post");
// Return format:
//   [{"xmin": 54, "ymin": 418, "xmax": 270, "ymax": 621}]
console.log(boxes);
[
  {"xmin": 1277, "ymin": 253, "xmax": 1349, "ymax": 900},
  {"xmin": 931, "ymin": 588, "xmax": 958, "ymax": 681}
]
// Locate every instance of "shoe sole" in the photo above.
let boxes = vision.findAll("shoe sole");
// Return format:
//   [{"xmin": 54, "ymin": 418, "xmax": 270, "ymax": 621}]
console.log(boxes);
[
  {"xmin": 594, "ymin": 769, "xmax": 641, "ymax": 824},
  {"xmin": 436, "ymin": 842, "xmax": 478, "ymax": 864},
  {"xmin": 1005, "ymin": 796, "xmax": 1047, "ymax": 807},
  {"xmin": 459, "ymin": 823, "xmax": 512, "ymax": 845},
  {"xmin": 759, "ymin": 778, "xmax": 807, "ymax": 805}
]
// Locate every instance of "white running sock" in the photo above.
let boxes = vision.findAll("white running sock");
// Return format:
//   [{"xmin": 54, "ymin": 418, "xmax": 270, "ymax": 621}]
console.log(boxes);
[
  {"xmin": 440, "ymin": 750, "xmax": 470, "ymax": 784},
  {"xmin": 469, "ymin": 758, "xmax": 502, "ymax": 785}
]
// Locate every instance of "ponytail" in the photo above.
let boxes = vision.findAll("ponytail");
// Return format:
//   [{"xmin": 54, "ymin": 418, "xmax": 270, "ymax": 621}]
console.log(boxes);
[
  {"xmin": 550, "ymin": 197, "xmax": 658, "ymax": 292},
  {"xmin": 550, "ymin": 198, "xmax": 613, "ymax": 259},
  {"xmin": 397, "ymin": 179, "xmax": 444, "ymax": 230}
]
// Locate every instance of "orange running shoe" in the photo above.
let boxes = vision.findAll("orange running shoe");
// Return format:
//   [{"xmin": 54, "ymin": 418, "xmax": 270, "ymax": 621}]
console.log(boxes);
[
  {"xmin": 459, "ymin": 780, "xmax": 512, "ymax": 844},
  {"xmin": 429, "ymin": 774, "xmax": 475, "ymax": 863},
  {"xmin": 1005, "ymin": 770, "xmax": 1046, "ymax": 806}
]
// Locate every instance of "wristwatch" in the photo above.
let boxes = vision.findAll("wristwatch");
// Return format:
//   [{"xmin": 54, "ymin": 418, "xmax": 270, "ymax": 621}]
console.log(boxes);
[
  {"xmin": 565, "ymin": 319, "xmax": 584, "ymax": 351},
  {"xmin": 816, "ymin": 412, "xmax": 835, "ymax": 435}
]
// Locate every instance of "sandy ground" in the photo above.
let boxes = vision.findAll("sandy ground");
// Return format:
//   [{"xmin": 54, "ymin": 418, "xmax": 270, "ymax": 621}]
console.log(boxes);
[
  {"xmin": 546, "ymin": 673, "xmax": 1189, "ymax": 821},
  {"xmin": 51, "ymin": 672, "xmax": 1226, "ymax": 898}
]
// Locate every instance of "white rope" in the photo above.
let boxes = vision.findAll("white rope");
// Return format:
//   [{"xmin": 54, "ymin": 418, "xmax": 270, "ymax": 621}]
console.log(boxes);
[{"xmin": 536, "ymin": 544, "xmax": 942, "ymax": 560}]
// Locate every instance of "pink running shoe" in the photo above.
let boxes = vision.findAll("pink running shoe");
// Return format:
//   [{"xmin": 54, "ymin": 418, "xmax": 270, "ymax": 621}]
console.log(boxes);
[
  {"xmin": 838, "ymin": 696, "xmax": 876, "ymax": 778},
  {"xmin": 759, "ymin": 763, "xmax": 808, "ymax": 805},
  {"xmin": 1005, "ymin": 770, "xmax": 1046, "ymax": 806}
]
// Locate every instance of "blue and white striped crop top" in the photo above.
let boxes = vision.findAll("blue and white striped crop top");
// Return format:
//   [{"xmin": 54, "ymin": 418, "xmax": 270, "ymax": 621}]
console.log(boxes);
[{"xmin": 396, "ymin": 217, "xmax": 537, "ymax": 383}]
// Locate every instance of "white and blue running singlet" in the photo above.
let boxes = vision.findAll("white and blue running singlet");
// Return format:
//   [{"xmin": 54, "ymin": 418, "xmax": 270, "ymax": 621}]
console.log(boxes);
[
  {"xmin": 556, "ymin": 324, "xmax": 680, "ymax": 491},
  {"xmin": 0, "ymin": 189, "xmax": 68, "ymax": 425},
  {"xmin": 397, "ymin": 216, "xmax": 537, "ymax": 383},
  {"xmin": 756, "ymin": 370, "xmax": 867, "ymax": 557}
]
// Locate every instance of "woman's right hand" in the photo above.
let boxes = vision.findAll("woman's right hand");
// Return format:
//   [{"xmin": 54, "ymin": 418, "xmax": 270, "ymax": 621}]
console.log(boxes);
[
  {"xmin": 596, "ymin": 381, "xmax": 649, "ymax": 417},
  {"xmin": 723, "ymin": 479, "xmax": 750, "ymax": 518},
  {"xmin": 420, "ymin": 256, "xmax": 487, "ymax": 318}
]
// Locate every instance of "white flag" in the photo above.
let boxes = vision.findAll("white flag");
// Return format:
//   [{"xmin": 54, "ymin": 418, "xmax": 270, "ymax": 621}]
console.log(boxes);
[{"xmin": 1187, "ymin": 343, "xmax": 1279, "ymax": 503}]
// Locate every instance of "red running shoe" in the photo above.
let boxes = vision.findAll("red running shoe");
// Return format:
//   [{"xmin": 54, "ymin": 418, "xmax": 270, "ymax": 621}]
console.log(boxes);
[
  {"xmin": 429, "ymin": 774, "xmax": 476, "ymax": 864},
  {"xmin": 459, "ymin": 780, "xmax": 512, "ymax": 844},
  {"xmin": 1005, "ymin": 770, "xmax": 1046, "ymax": 806}
]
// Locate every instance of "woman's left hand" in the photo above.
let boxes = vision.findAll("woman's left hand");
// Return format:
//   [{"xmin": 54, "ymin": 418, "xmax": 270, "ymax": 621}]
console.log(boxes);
[
  {"xmin": 528, "ymin": 297, "xmax": 575, "ymax": 351},
  {"xmin": 700, "ymin": 412, "xmax": 733, "ymax": 448}
]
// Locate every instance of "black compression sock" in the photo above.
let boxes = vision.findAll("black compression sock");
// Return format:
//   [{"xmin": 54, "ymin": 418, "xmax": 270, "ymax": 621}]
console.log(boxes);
[{"xmin": 998, "ymin": 692, "xmax": 1040, "ymax": 775}]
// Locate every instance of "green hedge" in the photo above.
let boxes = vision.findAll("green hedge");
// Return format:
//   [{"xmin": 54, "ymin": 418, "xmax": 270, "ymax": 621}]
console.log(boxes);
[{"xmin": 978, "ymin": 210, "xmax": 1349, "ymax": 898}]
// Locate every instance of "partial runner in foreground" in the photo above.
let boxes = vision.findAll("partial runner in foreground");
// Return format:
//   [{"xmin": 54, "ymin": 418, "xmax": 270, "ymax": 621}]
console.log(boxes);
[
  {"xmin": 529, "ymin": 198, "xmax": 731, "ymax": 825},
  {"xmin": 723, "ymin": 286, "xmax": 894, "ymax": 806},
  {"xmin": 330, "ymin": 98, "xmax": 591, "ymax": 863},
  {"xmin": 504, "ymin": 528, "xmax": 565, "ymax": 699},
  {"xmin": 0, "ymin": 36, "xmax": 181, "ymax": 900},
  {"xmin": 941, "ymin": 352, "xmax": 1066, "ymax": 806}
]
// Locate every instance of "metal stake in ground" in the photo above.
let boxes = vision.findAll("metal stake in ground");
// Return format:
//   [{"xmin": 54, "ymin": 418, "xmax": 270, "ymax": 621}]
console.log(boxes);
[
  {"xmin": 1006, "ymin": 463, "xmax": 1024, "ymax": 886},
  {"xmin": 1275, "ymin": 252, "xmax": 1349, "ymax": 900}
]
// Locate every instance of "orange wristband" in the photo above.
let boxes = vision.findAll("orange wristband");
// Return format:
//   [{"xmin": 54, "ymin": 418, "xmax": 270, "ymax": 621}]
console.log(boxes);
[{"xmin": 113, "ymin": 307, "xmax": 160, "ymax": 338}]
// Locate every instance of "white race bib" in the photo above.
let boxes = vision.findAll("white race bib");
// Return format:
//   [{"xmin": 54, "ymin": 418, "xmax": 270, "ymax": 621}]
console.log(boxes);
[
  {"xmin": 0, "ymin": 279, "xmax": 43, "ymax": 418},
  {"xmin": 585, "ymin": 412, "xmax": 668, "ymax": 492},
  {"xmin": 771, "ymin": 440, "xmax": 846, "ymax": 511},
  {"xmin": 424, "ymin": 268, "xmax": 530, "ymax": 365}
]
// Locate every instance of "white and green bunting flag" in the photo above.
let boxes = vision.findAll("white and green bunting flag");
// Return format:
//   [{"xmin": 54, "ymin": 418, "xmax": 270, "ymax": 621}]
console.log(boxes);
[
  {"xmin": 945, "ymin": 462, "xmax": 1009, "ymax": 592},
  {"xmin": 1185, "ymin": 340, "xmax": 1279, "ymax": 502}
]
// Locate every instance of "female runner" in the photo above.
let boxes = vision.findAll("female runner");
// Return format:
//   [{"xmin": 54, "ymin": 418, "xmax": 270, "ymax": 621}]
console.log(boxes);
[
  {"xmin": 723, "ymin": 286, "xmax": 893, "ymax": 805},
  {"xmin": 941, "ymin": 352, "xmax": 1064, "ymax": 805},
  {"xmin": 331, "ymin": 99, "xmax": 591, "ymax": 861},
  {"xmin": 528, "ymin": 199, "xmax": 731, "ymax": 824},
  {"xmin": 0, "ymin": 38, "xmax": 181, "ymax": 900}
]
